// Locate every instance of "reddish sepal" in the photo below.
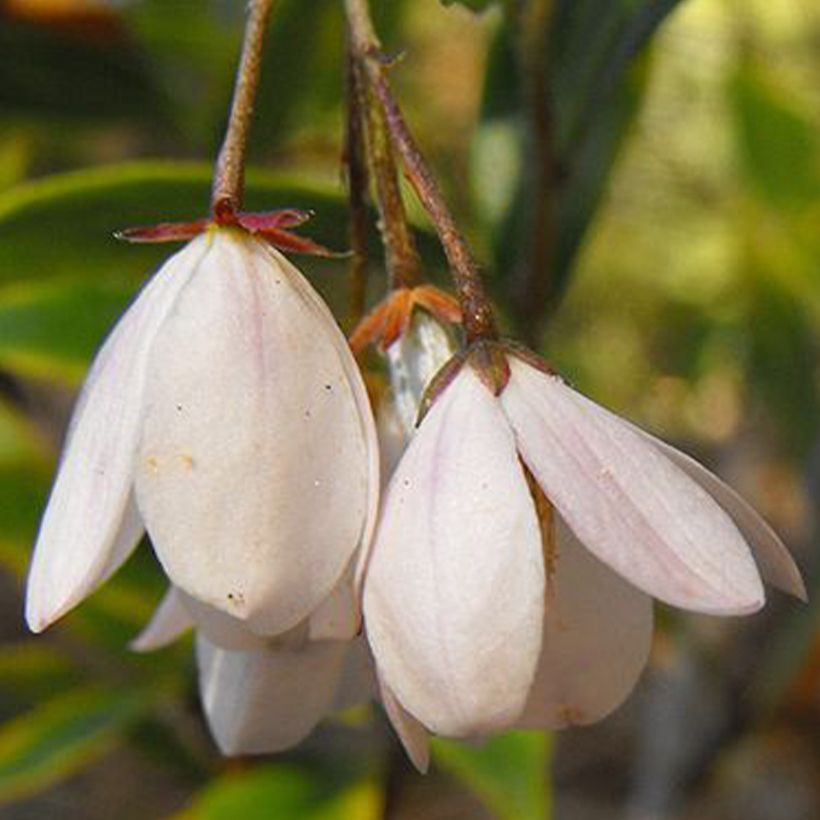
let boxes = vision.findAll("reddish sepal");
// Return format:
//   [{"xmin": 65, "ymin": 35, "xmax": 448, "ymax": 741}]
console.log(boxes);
[
  {"xmin": 236, "ymin": 209, "xmax": 314, "ymax": 231},
  {"xmin": 349, "ymin": 286, "xmax": 461, "ymax": 355},
  {"xmin": 115, "ymin": 219, "xmax": 208, "ymax": 244}
]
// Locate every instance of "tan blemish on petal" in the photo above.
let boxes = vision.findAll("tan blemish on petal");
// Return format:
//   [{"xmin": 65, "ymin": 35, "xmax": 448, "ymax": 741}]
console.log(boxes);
[
  {"xmin": 176, "ymin": 453, "xmax": 195, "ymax": 470},
  {"xmin": 557, "ymin": 704, "xmax": 584, "ymax": 725},
  {"xmin": 145, "ymin": 455, "xmax": 161, "ymax": 474}
]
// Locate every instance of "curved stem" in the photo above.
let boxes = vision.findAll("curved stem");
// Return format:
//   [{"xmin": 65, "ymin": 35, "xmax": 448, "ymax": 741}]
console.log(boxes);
[
  {"xmin": 344, "ymin": 0, "xmax": 497, "ymax": 344},
  {"xmin": 344, "ymin": 46, "xmax": 371, "ymax": 324},
  {"xmin": 211, "ymin": 0, "xmax": 274, "ymax": 222}
]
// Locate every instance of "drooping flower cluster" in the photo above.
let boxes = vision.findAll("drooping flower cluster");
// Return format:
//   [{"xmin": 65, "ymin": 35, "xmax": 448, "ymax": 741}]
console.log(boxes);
[{"xmin": 25, "ymin": 228, "xmax": 804, "ymax": 769}]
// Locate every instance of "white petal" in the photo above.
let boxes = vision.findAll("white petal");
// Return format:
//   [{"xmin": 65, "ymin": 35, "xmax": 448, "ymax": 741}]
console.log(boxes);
[
  {"xmin": 197, "ymin": 635, "xmax": 349, "ymax": 755},
  {"xmin": 308, "ymin": 560, "xmax": 360, "ymax": 641},
  {"xmin": 645, "ymin": 436, "xmax": 805, "ymax": 601},
  {"xmin": 517, "ymin": 517, "xmax": 653, "ymax": 729},
  {"xmin": 378, "ymin": 677, "xmax": 430, "ymax": 774},
  {"xmin": 25, "ymin": 237, "xmax": 208, "ymax": 632},
  {"xmin": 364, "ymin": 367, "xmax": 545, "ymax": 737},
  {"xmin": 130, "ymin": 586, "xmax": 193, "ymax": 652},
  {"xmin": 177, "ymin": 589, "xmax": 268, "ymax": 651},
  {"xmin": 135, "ymin": 232, "xmax": 379, "ymax": 635},
  {"xmin": 330, "ymin": 637, "xmax": 377, "ymax": 711},
  {"xmin": 385, "ymin": 309, "xmax": 457, "ymax": 435},
  {"xmin": 502, "ymin": 359, "xmax": 765, "ymax": 615}
]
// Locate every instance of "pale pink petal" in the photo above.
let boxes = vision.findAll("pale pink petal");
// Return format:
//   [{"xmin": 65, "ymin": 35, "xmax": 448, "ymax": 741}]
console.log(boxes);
[
  {"xmin": 309, "ymin": 560, "xmax": 360, "ymax": 641},
  {"xmin": 364, "ymin": 367, "xmax": 545, "ymax": 737},
  {"xmin": 25, "ymin": 237, "xmax": 208, "ymax": 632},
  {"xmin": 385, "ymin": 309, "xmax": 457, "ymax": 435},
  {"xmin": 502, "ymin": 359, "xmax": 765, "ymax": 615},
  {"xmin": 378, "ymin": 677, "xmax": 430, "ymax": 774},
  {"xmin": 196, "ymin": 635, "xmax": 349, "ymax": 755},
  {"xmin": 177, "ymin": 589, "xmax": 267, "ymax": 651},
  {"xmin": 130, "ymin": 586, "xmax": 193, "ymax": 652},
  {"xmin": 135, "ymin": 232, "xmax": 379, "ymax": 635},
  {"xmin": 330, "ymin": 637, "xmax": 377, "ymax": 711},
  {"xmin": 645, "ymin": 436, "xmax": 805, "ymax": 601},
  {"xmin": 517, "ymin": 517, "xmax": 653, "ymax": 729}
]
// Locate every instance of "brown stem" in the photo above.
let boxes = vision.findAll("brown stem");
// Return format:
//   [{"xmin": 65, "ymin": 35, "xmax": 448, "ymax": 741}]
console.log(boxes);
[
  {"xmin": 211, "ymin": 0, "xmax": 274, "ymax": 221},
  {"xmin": 362, "ymin": 70, "xmax": 421, "ymax": 290},
  {"xmin": 344, "ymin": 0, "xmax": 497, "ymax": 344},
  {"xmin": 344, "ymin": 47, "xmax": 371, "ymax": 325}
]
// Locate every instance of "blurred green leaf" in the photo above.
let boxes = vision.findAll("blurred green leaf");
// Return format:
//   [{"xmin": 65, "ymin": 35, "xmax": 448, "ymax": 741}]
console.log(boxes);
[
  {"xmin": 745, "ymin": 267, "xmax": 818, "ymax": 454},
  {"xmin": 442, "ymin": 0, "xmax": 499, "ymax": 10},
  {"xmin": 0, "ymin": 278, "xmax": 132, "ymax": 383},
  {"xmin": 176, "ymin": 765, "xmax": 379, "ymax": 820},
  {"xmin": 0, "ymin": 19, "xmax": 169, "ymax": 125},
  {"xmin": 0, "ymin": 398, "xmax": 48, "ymax": 464},
  {"xmin": 731, "ymin": 62, "xmax": 819, "ymax": 209},
  {"xmin": 432, "ymin": 731, "xmax": 552, "ymax": 820},
  {"xmin": 0, "ymin": 643, "xmax": 79, "ymax": 703},
  {"xmin": 0, "ymin": 685, "xmax": 151, "ymax": 804},
  {"xmin": 0, "ymin": 161, "xmax": 352, "ymax": 286},
  {"xmin": 0, "ymin": 460, "xmax": 49, "ymax": 576}
]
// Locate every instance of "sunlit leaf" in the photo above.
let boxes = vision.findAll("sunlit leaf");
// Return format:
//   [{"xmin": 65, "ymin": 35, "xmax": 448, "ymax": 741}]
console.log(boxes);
[
  {"xmin": 432, "ymin": 731, "xmax": 552, "ymax": 820},
  {"xmin": 0, "ymin": 686, "xmax": 151, "ymax": 804}
]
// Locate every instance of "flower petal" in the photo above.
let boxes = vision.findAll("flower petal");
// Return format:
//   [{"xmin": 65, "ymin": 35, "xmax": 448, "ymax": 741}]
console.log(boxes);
[
  {"xmin": 130, "ymin": 586, "xmax": 193, "ymax": 652},
  {"xmin": 330, "ymin": 637, "xmax": 376, "ymax": 711},
  {"xmin": 308, "ymin": 560, "xmax": 360, "ymax": 641},
  {"xmin": 364, "ymin": 367, "xmax": 545, "ymax": 737},
  {"xmin": 378, "ymin": 677, "xmax": 430, "ymax": 773},
  {"xmin": 502, "ymin": 359, "xmax": 765, "ymax": 615},
  {"xmin": 517, "ymin": 516, "xmax": 653, "ymax": 729},
  {"xmin": 177, "ymin": 589, "xmax": 268, "ymax": 651},
  {"xmin": 196, "ymin": 635, "xmax": 349, "ymax": 755},
  {"xmin": 644, "ymin": 436, "xmax": 806, "ymax": 601},
  {"xmin": 25, "ymin": 237, "xmax": 208, "ymax": 632},
  {"xmin": 135, "ymin": 231, "xmax": 379, "ymax": 635}
]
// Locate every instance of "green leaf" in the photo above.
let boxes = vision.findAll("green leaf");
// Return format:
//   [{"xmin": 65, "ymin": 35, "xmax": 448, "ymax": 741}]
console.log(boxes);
[
  {"xmin": 176, "ymin": 766, "xmax": 379, "ymax": 820},
  {"xmin": 432, "ymin": 731, "xmax": 552, "ymax": 820},
  {"xmin": 441, "ymin": 0, "xmax": 499, "ymax": 10},
  {"xmin": 0, "ymin": 459, "xmax": 49, "ymax": 576},
  {"xmin": 0, "ymin": 643, "xmax": 79, "ymax": 702},
  {"xmin": 0, "ymin": 20, "xmax": 168, "ymax": 125},
  {"xmin": 0, "ymin": 278, "xmax": 133, "ymax": 383},
  {"xmin": 0, "ymin": 686, "xmax": 151, "ymax": 804},
  {"xmin": 0, "ymin": 161, "xmax": 352, "ymax": 286},
  {"xmin": 731, "ymin": 62, "xmax": 819, "ymax": 209}
]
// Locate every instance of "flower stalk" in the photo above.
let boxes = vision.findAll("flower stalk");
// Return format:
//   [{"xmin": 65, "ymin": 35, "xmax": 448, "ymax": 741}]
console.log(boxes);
[
  {"xmin": 343, "ymin": 0, "xmax": 497, "ymax": 345},
  {"xmin": 211, "ymin": 0, "xmax": 275, "ymax": 222}
]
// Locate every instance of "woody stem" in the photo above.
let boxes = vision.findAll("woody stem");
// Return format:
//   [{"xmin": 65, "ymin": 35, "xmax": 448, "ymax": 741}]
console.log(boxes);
[
  {"xmin": 344, "ymin": 0, "xmax": 498, "ymax": 343},
  {"xmin": 211, "ymin": 0, "xmax": 274, "ymax": 222}
]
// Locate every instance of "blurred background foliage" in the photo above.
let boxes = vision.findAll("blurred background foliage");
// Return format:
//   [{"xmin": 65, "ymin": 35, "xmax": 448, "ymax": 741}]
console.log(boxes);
[{"xmin": 0, "ymin": 0, "xmax": 817, "ymax": 817}]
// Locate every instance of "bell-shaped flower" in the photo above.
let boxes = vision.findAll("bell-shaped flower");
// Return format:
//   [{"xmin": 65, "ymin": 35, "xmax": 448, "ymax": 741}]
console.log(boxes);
[
  {"xmin": 133, "ymin": 585, "xmax": 375, "ymax": 755},
  {"xmin": 126, "ymin": 305, "xmax": 453, "ymax": 758},
  {"xmin": 362, "ymin": 349, "xmax": 804, "ymax": 745},
  {"xmin": 25, "ymin": 226, "xmax": 379, "ymax": 642}
]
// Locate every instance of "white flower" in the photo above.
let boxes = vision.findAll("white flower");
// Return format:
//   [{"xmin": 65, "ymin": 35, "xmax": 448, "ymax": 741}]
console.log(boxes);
[
  {"xmin": 362, "ymin": 352, "xmax": 804, "ymax": 743},
  {"xmin": 132, "ymin": 586, "xmax": 375, "ymax": 755},
  {"xmin": 25, "ymin": 227, "xmax": 379, "ymax": 642},
  {"xmin": 128, "ymin": 306, "xmax": 452, "ymax": 757}
]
